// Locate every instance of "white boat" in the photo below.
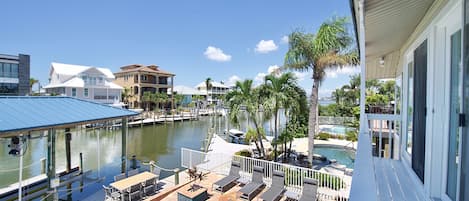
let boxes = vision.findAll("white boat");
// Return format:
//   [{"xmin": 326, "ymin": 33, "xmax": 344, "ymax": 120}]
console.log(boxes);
[{"xmin": 228, "ymin": 129, "xmax": 246, "ymax": 144}]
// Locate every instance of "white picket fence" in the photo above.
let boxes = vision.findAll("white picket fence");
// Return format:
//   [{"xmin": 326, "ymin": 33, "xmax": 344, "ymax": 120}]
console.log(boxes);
[{"xmin": 181, "ymin": 148, "xmax": 351, "ymax": 201}]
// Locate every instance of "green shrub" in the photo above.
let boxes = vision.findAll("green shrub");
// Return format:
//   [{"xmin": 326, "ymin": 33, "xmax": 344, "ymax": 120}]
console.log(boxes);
[
  {"xmin": 235, "ymin": 149, "xmax": 252, "ymax": 157},
  {"xmin": 317, "ymin": 132, "xmax": 330, "ymax": 140}
]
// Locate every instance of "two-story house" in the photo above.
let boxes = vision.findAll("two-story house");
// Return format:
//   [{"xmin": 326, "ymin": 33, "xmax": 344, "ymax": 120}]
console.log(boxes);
[
  {"xmin": 113, "ymin": 64, "xmax": 175, "ymax": 109},
  {"xmin": 195, "ymin": 81, "xmax": 229, "ymax": 104},
  {"xmin": 43, "ymin": 62, "xmax": 122, "ymax": 104}
]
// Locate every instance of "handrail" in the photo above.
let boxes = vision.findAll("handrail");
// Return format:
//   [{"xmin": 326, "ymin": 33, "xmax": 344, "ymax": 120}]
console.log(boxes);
[{"xmin": 349, "ymin": 115, "xmax": 378, "ymax": 201}]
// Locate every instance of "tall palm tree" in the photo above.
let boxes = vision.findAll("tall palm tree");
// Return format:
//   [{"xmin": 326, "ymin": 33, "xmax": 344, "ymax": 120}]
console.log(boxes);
[
  {"xmin": 142, "ymin": 91, "xmax": 153, "ymax": 113},
  {"xmin": 122, "ymin": 87, "xmax": 133, "ymax": 105},
  {"xmin": 284, "ymin": 17, "xmax": 359, "ymax": 163},
  {"xmin": 262, "ymin": 72, "xmax": 297, "ymax": 160},
  {"xmin": 205, "ymin": 77, "xmax": 212, "ymax": 104},
  {"xmin": 226, "ymin": 80, "xmax": 266, "ymax": 158},
  {"xmin": 29, "ymin": 78, "xmax": 39, "ymax": 95}
]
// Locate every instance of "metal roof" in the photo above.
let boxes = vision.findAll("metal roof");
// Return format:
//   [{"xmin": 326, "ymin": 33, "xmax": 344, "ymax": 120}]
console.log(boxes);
[{"xmin": 0, "ymin": 96, "xmax": 138, "ymax": 135}]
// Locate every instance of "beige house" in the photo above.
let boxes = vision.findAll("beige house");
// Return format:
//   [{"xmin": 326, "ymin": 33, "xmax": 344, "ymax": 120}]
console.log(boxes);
[{"xmin": 114, "ymin": 64, "xmax": 174, "ymax": 109}]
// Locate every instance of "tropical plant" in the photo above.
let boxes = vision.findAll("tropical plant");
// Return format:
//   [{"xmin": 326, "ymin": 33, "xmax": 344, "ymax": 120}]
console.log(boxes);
[
  {"xmin": 142, "ymin": 91, "xmax": 153, "ymax": 114},
  {"xmin": 244, "ymin": 127, "xmax": 266, "ymax": 154},
  {"xmin": 121, "ymin": 87, "xmax": 133, "ymax": 105},
  {"xmin": 284, "ymin": 17, "xmax": 359, "ymax": 162},
  {"xmin": 226, "ymin": 79, "xmax": 266, "ymax": 158},
  {"xmin": 29, "ymin": 78, "xmax": 39, "ymax": 94},
  {"xmin": 262, "ymin": 72, "xmax": 298, "ymax": 160},
  {"xmin": 205, "ymin": 77, "xmax": 212, "ymax": 102},
  {"xmin": 152, "ymin": 92, "xmax": 168, "ymax": 116}
]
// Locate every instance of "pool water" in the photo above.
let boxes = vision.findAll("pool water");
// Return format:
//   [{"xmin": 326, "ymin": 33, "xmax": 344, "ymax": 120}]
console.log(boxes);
[
  {"xmin": 319, "ymin": 125, "xmax": 354, "ymax": 135},
  {"xmin": 314, "ymin": 147, "xmax": 355, "ymax": 168}
]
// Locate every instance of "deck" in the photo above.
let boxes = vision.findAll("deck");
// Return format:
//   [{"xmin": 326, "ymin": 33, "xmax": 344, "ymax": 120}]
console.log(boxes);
[{"xmin": 373, "ymin": 158, "xmax": 427, "ymax": 201}]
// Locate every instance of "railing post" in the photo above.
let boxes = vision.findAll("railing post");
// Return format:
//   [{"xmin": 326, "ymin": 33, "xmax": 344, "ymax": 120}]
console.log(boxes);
[{"xmin": 174, "ymin": 168, "xmax": 180, "ymax": 185}]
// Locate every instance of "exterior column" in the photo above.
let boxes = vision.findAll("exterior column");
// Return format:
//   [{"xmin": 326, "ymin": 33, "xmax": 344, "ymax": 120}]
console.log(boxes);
[
  {"xmin": 138, "ymin": 73, "xmax": 142, "ymax": 108},
  {"xmin": 65, "ymin": 128, "xmax": 72, "ymax": 172},
  {"xmin": 46, "ymin": 128, "xmax": 56, "ymax": 201},
  {"xmin": 358, "ymin": 0, "xmax": 367, "ymax": 132},
  {"xmin": 121, "ymin": 118, "xmax": 128, "ymax": 173},
  {"xmin": 461, "ymin": 0, "xmax": 469, "ymax": 200},
  {"xmin": 171, "ymin": 76, "xmax": 174, "ymax": 111}
]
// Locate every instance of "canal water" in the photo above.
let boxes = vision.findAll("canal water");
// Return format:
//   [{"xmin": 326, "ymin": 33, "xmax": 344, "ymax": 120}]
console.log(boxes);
[{"xmin": 0, "ymin": 113, "xmax": 284, "ymax": 200}]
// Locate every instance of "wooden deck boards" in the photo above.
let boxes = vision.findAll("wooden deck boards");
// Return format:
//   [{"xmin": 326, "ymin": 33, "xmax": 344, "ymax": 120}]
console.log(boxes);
[{"xmin": 374, "ymin": 158, "xmax": 427, "ymax": 201}]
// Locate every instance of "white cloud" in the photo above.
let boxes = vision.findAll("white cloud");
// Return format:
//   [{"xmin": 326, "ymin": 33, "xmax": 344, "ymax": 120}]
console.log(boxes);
[
  {"xmin": 267, "ymin": 65, "xmax": 281, "ymax": 75},
  {"xmin": 255, "ymin": 40, "xmax": 278, "ymax": 53},
  {"xmin": 325, "ymin": 66, "xmax": 360, "ymax": 78},
  {"xmin": 204, "ymin": 46, "xmax": 232, "ymax": 62},
  {"xmin": 280, "ymin": 35, "xmax": 289, "ymax": 44},
  {"xmin": 293, "ymin": 71, "xmax": 309, "ymax": 81},
  {"xmin": 226, "ymin": 75, "xmax": 241, "ymax": 87},
  {"xmin": 255, "ymin": 72, "xmax": 267, "ymax": 83}
]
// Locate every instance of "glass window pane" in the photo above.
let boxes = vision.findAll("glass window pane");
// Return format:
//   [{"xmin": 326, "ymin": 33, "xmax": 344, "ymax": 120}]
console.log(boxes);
[
  {"xmin": 11, "ymin": 64, "xmax": 18, "ymax": 78},
  {"xmin": 3, "ymin": 63, "xmax": 11, "ymax": 78},
  {"xmin": 447, "ymin": 30, "xmax": 461, "ymax": 201},
  {"xmin": 406, "ymin": 62, "xmax": 414, "ymax": 155}
]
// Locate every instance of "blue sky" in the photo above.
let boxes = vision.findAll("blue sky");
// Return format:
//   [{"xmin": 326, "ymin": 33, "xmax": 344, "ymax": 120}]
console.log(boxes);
[{"xmin": 1, "ymin": 0, "xmax": 359, "ymax": 97}]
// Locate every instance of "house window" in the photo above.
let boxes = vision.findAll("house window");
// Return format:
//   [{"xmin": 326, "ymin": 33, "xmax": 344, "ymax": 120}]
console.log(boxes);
[
  {"xmin": 72, "ymin": 88, "xmax": 77, "ymax": 97},
  {"xmin": 84, "ymin": 88, "xmax": 89, "ymax": 97}
]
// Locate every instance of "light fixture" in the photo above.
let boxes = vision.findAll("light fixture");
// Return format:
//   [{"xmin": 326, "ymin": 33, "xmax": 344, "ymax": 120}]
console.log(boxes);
[{"xmin": 379, "ymin": 56, "xmax": 385, "ymax": 68}]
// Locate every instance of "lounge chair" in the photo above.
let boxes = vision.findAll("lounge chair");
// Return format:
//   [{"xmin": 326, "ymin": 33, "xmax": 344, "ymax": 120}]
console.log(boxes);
[
  {"xmin": 128, "ymin": 169, "xmax": 139, "ymax": 177},
  {"xmin": 103, "ymin": 185, "xmax": 121, "ymax": 201},
  {"xmin": 298, "ymin": 178, "xmax": 318, "ymax": 201},
  {"xmin": 238, "ymin": 166, "xmax": 265, "ymax": 201},
  {"xmin": 212, "ymin": 161, "xmax": 241, "ymax": 192},
  {"xmin": 114, "ymin": 173, "xmax": 126, "ymax": 182},
  {"xmin": 125, "ymin": 183, "xmax": 142, "ymax": 201},
  {"xmin": 260, "ymin": 170, "xmax": 285, "ymax": 201},
  {"xmin": 143, "ymin": 177, "xmax": 157, "ymax": 196}
]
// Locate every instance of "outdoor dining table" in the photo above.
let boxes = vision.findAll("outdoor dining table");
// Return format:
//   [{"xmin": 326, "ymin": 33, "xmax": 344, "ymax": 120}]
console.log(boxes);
[{"xmin": 110, "ymin": 171, "xmax": 157, "ymax": 199}]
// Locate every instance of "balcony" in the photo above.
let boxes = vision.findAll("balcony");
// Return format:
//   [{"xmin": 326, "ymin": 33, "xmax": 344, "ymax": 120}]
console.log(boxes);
[{"xmin": 349, "ymin": 114, "xmax": 426, "ymax": 201}]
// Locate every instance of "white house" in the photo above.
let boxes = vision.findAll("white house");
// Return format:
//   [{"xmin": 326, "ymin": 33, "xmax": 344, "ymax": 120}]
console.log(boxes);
[
  {"xmin": 195, "ymin": 81, "xmax": 229, "ymax": 103},
  {"xmin": 44, "ymin": 62, "xmax": 122, "ymax": 104},
  {"xmin": 349, "ymin": 0, "xmax": 469, "ymax": 201}
]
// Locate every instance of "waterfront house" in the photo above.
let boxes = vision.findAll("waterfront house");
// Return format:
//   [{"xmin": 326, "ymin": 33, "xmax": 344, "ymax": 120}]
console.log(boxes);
[
  {"xmin": 195, "ymin": 81, "xmax": 229, "ymax": 104},
  {"xmin": 43, "ymin": 62, "xmax": 122, "ymax": 104},
  {"xmin": 350, "ymin": 0, "xmax": 469, "ymax": 200},
  {"xmin": 170, "ymin": 85, "xmax": 205, "ymax": 106},
  {"xmin": 114, "ymin": 64, "xmax": 175, "ymax": 109},
  {"xmin": 0, "ymin": 54, "xmax": 30, "ymax": 96}
]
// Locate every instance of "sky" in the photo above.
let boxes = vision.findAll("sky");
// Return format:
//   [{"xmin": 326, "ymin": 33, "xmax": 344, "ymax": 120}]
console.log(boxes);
[{"xmin": 1, "ymin": 0, "xmax": 359, "ymax": 97}]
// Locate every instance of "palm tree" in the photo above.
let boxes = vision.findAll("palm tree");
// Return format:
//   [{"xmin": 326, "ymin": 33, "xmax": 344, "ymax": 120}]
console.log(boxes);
[
  {"xmin": 205, "ymin": 77, "xmax": 212, "ymax": 104},
  {"xmin": 29, "ymin": 78, "xmax": 39, "ymax": 95},
  {"xmin": 245, "ymin": 128, "xmax": 263, "ymax": 155},
  {"xmin": 262, "ymin": 72, "xmax": 297, "ymax": 160},
  {"xmin": 173, "ymin": 93, "xmax": 185, "ymax": 116},
  {"xmin": 226, "ymin": 80, "xmax": 266, "ymax": 158},
  {"xmin": 122, "ymin": 87, "xmax": 133, "ymax": 106},
  {"xmin": 142, "ymin": 91, "xmax": 153, "ymax": 115},
  {"xmin": 284, "ymin": 17, "xmax": 359, "ymax": 163}
]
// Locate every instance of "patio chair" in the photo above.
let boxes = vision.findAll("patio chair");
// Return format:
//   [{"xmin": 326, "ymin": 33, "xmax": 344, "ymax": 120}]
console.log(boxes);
[
  {"xmin": 128, "ymin": 169, "xmax": 139, "ymax": 177},
  {"xmin": 298, "ymin": 178, "xmax": 318, "ymax": 201},
  {"xmin": 143, "ymin": 177, "xmax": 157, "ymax": 196},
  {"xmin": 260, "ymin": 170, "xmax": 285, "ymax": 201},
  {"xmin": 103, "ymin": 185, "xmax": 121, "ymax": 201},
  {"xmin": 212, "ymin": 160, "xmax": 241, "ymax": 192},
  {"xmin": 125, "ymin": 183, "xmax": 142, "ymax": 201},
  {"xmin": 114, "ymin": 173, "xmax": 126, "ymax": 182},
  {"xmin": 238, "ymin": 166, "xmax": 265, "ymax": 201}
]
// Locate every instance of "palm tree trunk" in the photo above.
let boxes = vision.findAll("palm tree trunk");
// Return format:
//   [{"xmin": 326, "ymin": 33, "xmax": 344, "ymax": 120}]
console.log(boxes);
[
  {"xmin": 308, "ymin": 78, "xmax": 320, "ymax": 164},
  {"xmin": 274, "ymin": 108, "xmax": 278, "ymax": 161},
  {"xmin": 252, "ymin": 118, "xmax": 266, "ymax": 158}
]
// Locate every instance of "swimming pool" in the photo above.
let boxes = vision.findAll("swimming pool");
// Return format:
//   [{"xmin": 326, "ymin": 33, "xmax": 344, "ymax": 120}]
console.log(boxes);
[
  {"xmin": 319, "ymin": 125, "xmax": 355, "ymax": 135},
  {"xmin": 314, "ymin": 146, "xmax": 355, "ymax": 168}
]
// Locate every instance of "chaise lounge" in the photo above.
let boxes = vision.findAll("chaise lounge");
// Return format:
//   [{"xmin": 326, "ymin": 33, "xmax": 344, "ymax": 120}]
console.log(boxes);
[
  {"xmin": 238, "ymin": 166, "xmax": 265, "ymax": 201},
  {"xmin": 259, "ymin": 170, "xmax": 285, "ymax": 201},
  {"xmin": 298, "ymin": 177, "xmax": 318, "ymax": 201},
  {"xmin": 212, "ymin": 161, "xmax": 241, "ymax": 192}
]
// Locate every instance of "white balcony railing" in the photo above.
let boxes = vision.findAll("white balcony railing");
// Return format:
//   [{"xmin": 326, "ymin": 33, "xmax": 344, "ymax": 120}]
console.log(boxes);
[
  {"xmin": 181, "ymin": 148, "xmax": 350, "ymax": 201},
  {"xmin": 349, "ymin": 113, "xmax": 401, "ymax": 201}
]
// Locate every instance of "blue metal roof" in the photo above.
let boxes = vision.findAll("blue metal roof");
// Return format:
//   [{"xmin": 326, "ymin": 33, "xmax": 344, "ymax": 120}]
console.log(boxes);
[{"xmin": 0, "ymin": 96, "xmax": 138, "ymax": 134}]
